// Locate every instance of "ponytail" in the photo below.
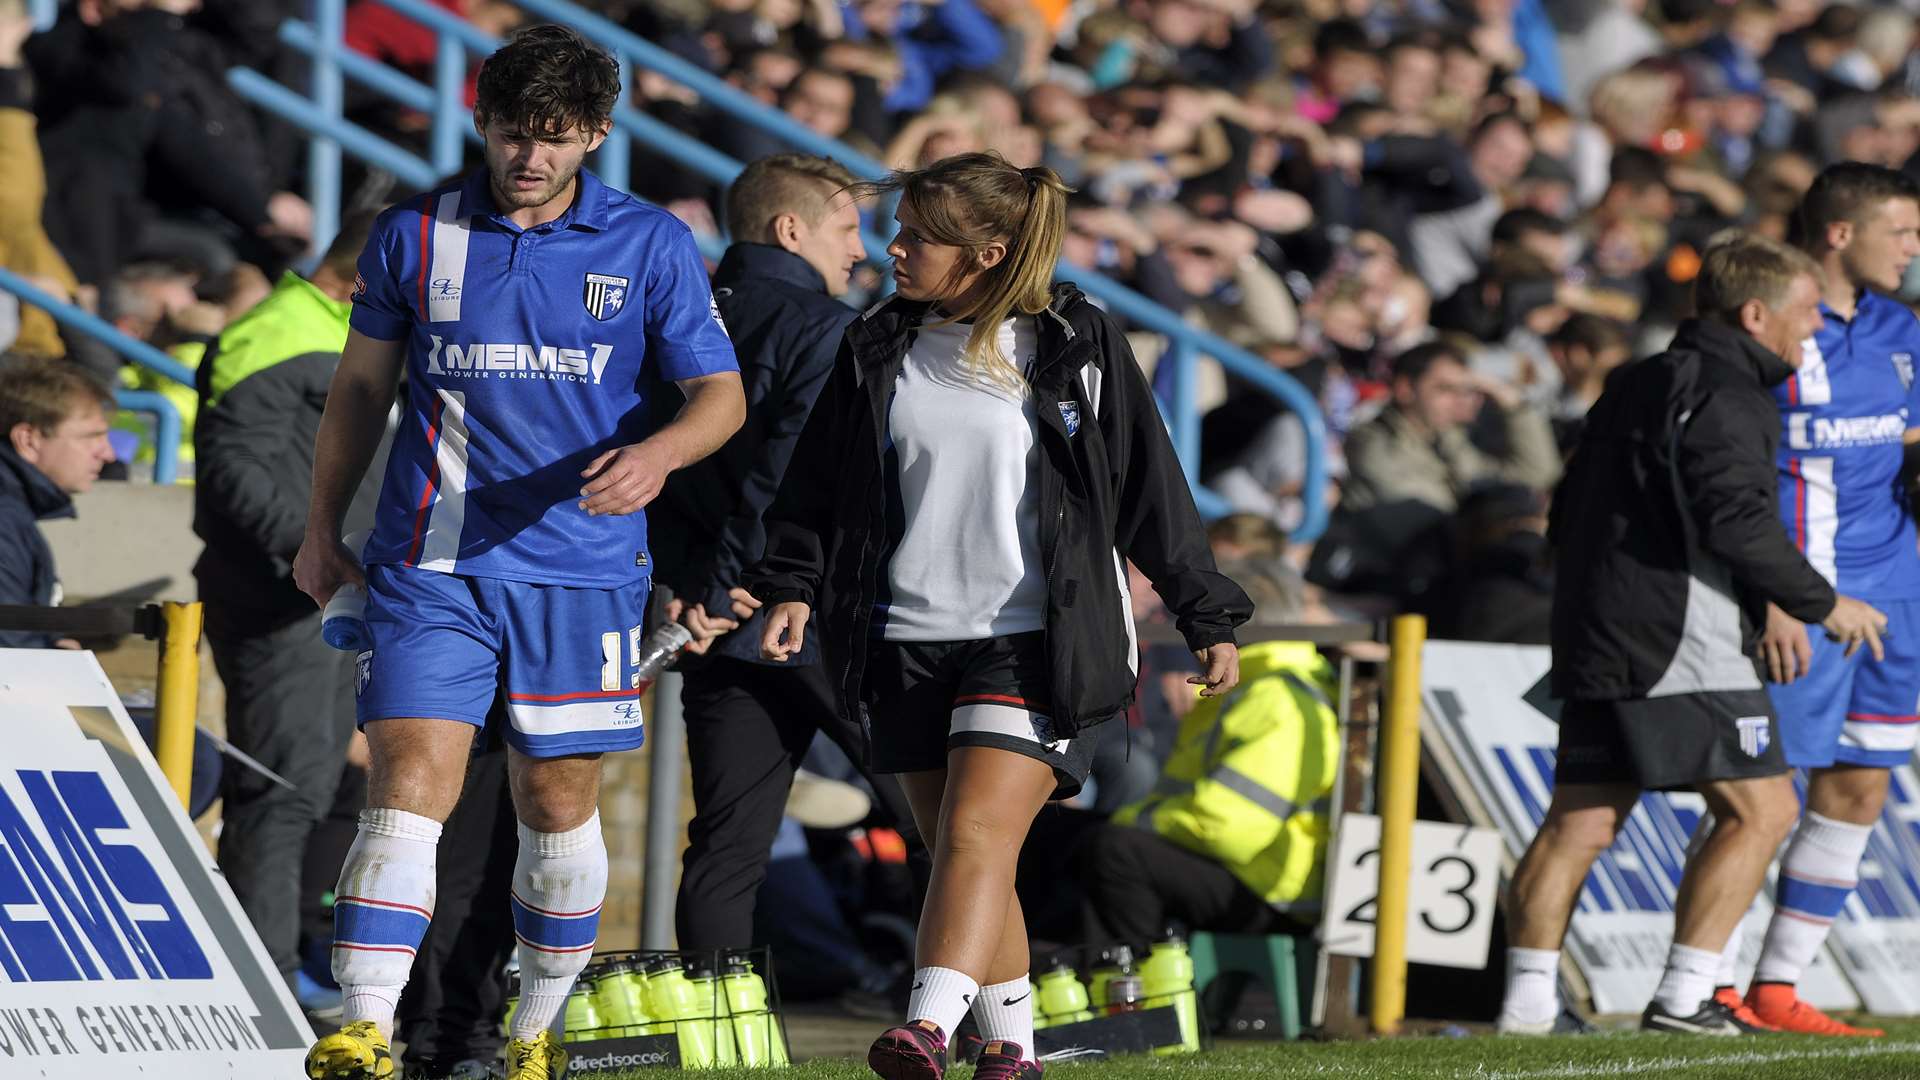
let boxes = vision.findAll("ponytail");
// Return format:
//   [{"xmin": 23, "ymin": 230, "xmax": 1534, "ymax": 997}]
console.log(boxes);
[{"xmin": 854, "ymin": 153, "xmax": 1073, "ymax": 391}]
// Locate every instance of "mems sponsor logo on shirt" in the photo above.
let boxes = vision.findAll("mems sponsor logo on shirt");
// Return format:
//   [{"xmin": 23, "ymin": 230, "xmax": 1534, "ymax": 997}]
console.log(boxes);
[
  {"xmin": 424, "ymin": 336, "xmax": 616, "ymax": 385},
  {"xmin": 1786, "ymin": 410, "xmax": 1908, "ymax": 450}
]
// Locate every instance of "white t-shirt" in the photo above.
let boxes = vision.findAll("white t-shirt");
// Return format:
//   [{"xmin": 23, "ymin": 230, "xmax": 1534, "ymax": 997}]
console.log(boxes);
[{"xmin": 878, "ymin": 315, "xmax": 1048, "ymax": 641}]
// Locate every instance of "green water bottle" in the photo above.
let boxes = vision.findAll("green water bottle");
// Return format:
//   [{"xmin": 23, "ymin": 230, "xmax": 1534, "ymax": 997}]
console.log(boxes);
[
  {"xmin": 721, "ymin": 952, "xmax": 784, "ymax": 1066},
  {"xmin": 1034, "ymin": 958, "xmax": 1095, "ymax": 1027},
  {"xmin": 1087, "ymin": 946, "xmax": 1132, "ymax": 1013},
  {"xmin": 688, "ymin": 958, "xmax": 738, "ymax": 1066},
  {"xmin": 643, "ymin": 957, "xmax": 715, "ymax": 1067},
  {"xmin": 593, "ymin": 960, "xmax": 652, "ymax": 1035},
  {"xmin": 564, "ymin": 973, "xmax": 604, "ymax": 1039},
  {"xmin": 1139, "ymin": 935, "xmax": 1200, "ymax": 1054}
]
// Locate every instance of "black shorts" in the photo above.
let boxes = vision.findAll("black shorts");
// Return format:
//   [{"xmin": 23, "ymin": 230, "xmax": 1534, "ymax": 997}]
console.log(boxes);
[
  {"xmin": 861, "ymin": 631, "xmax": 1098, "ymax": 800},
  {"xmin": 1554, "ymin": 689, "xmax": 1789, "ymax": 791}
]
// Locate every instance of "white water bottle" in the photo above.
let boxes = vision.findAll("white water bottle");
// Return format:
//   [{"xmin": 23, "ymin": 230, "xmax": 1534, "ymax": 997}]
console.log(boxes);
[{"xmin": 321, "ymin": 531, "xmax": 372, "ymax": 651}]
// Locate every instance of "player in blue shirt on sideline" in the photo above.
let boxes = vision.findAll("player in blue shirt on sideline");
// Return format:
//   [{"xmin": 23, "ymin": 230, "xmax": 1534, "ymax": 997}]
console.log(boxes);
[
  {"xmin": 291, "ymin": 27, "xmax": 744, "ymax": 1080},
  {"xmin": 1738, "ymin": 163, "xmax": 1920, "ymax": 1036}
]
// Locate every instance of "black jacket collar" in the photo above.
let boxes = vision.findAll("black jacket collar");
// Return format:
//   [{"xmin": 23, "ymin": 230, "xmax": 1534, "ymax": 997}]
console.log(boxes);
[
  {"xmin": 0, "ymin": 444, "xmax": 74, "ymax": 522},
  {"xmin": 1669, "ymin": 317, "xmax": 1798, "ymax": 388},
  {"xmin": 714, "ymin": 243, "xmax": 829, "ymax": 295}
]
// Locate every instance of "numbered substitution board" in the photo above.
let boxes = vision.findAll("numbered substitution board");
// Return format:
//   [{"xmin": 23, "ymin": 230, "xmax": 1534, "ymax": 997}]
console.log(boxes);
[{"xmin": 1321, "ymin": 814, "xmax": 1502, "ymax": 970}]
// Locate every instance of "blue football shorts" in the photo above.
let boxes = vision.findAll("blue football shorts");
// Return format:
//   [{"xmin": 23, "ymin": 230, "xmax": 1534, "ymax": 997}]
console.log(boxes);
[
  {"xmin": 1768, "ymin": 597, "xmax": 1920, "ymax": 768},
  {"xmin": 354, "ymin": 563, "xmax": 651, "ymax": 758}
]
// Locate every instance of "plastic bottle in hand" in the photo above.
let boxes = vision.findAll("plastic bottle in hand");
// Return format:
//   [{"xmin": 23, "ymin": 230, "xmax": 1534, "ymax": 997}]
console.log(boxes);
[
  {"xmin": 632, "ymin": 622, "xmax": 694, "ymax": 694},
  {"xmin": 321, "ymin": 531, "xmax": 372, "ymax": 651}
]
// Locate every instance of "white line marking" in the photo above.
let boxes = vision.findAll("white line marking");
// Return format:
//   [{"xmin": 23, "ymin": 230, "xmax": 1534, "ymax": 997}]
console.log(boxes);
[{"xmin": 1462, "ymin": 1040, "xmax": 1920, "ymax": 1079}]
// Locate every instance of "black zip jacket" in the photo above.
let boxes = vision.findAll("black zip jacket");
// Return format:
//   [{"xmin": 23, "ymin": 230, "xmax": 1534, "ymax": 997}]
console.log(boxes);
[
  {"xmin": 748, "ymin": 282, "xmax": 1252, "ymax": 736},
  {"xmin": 1550, "ymin": 317, "xmax": 1837, "ymax": 701},
  {"xmin": 0, "ymin": 444, "xmax": 71, "ymax": 649},
  {"xmin": 649, "ymin": 243, "xmax": 857, "ymax": 666}
]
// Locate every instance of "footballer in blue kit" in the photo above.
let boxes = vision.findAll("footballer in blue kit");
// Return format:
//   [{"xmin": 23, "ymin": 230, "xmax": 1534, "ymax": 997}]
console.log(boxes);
[
  {"xmin": 1737, "ymin": 164, "xmax": 1920, "ymax": 1036},
  {"xmin": 293, "ymin": 27, "xmax": 744, "ymax": 1080}
]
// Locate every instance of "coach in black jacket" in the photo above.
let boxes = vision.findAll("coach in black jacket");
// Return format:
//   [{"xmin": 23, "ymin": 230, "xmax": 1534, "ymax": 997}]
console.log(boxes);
[
  {"xmin": 1499, "ymin": 235, "xmax": 1889, "ymax": 1036},
  {"xmin": 651, "ymin": 154, "xmax": 922, "ymax": 957}
]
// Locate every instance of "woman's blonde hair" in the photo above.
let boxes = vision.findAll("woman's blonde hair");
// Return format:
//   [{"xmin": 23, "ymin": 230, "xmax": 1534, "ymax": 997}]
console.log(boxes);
[{"xmin": 856, "ymin": 151, "xmax": 1072, "ymax": 390}]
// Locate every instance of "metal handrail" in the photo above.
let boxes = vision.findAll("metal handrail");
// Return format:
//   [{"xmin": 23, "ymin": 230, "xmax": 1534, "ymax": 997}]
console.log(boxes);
[{"xmin": 116, "ymin": 390, "xmax": 183, "ymax": 488}]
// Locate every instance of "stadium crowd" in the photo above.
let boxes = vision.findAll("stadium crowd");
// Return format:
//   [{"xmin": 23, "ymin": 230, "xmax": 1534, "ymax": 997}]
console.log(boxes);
[{"xmin": 6, "ymin": 0, "xmax": 1920, "ymax": 1074}]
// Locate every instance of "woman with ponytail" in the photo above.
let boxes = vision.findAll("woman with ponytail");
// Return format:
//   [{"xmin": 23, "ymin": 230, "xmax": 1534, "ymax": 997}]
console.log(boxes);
[{"xmin": 746, "ymin": 152, "xmax": 1251, "ymax": 1080}]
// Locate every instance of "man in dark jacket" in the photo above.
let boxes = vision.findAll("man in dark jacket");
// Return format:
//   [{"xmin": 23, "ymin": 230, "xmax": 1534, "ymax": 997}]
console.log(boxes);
[
  {"xmin": 1499, "ymin": 234, "xmax": 1889, "ymax": 1036},
  {"xmin": 648, "ymin": 153, "xmax": 905, "ymax": 957},
  {"xmin": 0, "ymin": 356, "xmax": 115, "ymax": 648},
  {"xmin": 191, "ymin": 212, "xmax": 370, "ymax": 999}
]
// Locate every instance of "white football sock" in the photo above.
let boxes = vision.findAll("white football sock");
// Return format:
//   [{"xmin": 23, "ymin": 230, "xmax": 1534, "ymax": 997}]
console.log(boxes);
[
  {"xmin": 974, "ymin": 975, "xmax": 1036, "ymax": 1059},
  {"xmin": 508, "ymin": 813, "xmax": 608, "ymax": 1040},
  {"xmin": 332, "ymin": 808, "xmax": 443, "ymax": 1036},
  {"xmin": 906, "ymin": 966, "xmax": 978, "ymax": 1038},
  {"xmin": 1754, "ymin": 812, "xmax": 1871, "ymax": 987},
  {"xmin": 1497, "ymin": 946, "xmax": 1561, "ymax": 1027},
  {"xmin": 1652, "ymin": 943, "xmax": 1719, "ymax": 1016}
]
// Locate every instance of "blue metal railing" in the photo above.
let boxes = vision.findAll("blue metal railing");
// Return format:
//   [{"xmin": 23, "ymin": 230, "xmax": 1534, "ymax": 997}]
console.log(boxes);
[
  {"xmin": 7, "ymin": 0, "xmax": 1329, "ymax": 535},
  {"xmin": 0, "ymin": 269, "xmax": 186, "ymax": 485}
]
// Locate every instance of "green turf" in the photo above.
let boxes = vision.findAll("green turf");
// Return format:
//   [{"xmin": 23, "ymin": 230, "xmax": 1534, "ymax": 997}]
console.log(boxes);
[{"xmin": 582, "ymin": 1021, "xmax": 1920, "ymax": 1080}]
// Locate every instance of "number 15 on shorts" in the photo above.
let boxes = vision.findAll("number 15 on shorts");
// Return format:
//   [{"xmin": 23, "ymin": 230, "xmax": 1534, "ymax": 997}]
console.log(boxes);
[{"xmin": 1321, "ymin": 814, "xmax": 1502, "ymax": 971}]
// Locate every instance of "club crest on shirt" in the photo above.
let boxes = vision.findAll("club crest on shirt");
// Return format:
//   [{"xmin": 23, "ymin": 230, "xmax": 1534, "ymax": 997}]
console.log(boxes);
[
  {"xmin": 584, "ymin": 272, "xmax": 629, "ymax": 320},
  {"xmin": 1735, "ymin": 715, "xmax": 1769, "ymax": 758},
  {"xmin": 1058, "ymin": 400, "xmax": 1081, "ymax": 437},
  {"xmin": 1895, "ymin": 352, "xmax": 1914, "ymax": 390}
]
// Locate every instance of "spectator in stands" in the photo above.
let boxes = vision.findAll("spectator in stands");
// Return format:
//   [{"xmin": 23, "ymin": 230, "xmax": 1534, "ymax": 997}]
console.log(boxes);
[
  {"xmin": 842, "ymin": 0, "xmax": 1004, "ymax": 116},
  {"xmin": 192, "ymin": 211, "xmax": 375, "ymax": 1005},
  {"xmin": 650, "ymin": 153, "xmax": 931, "ymax": 958},
  {"xmin": 1501, "ymin": 234, "xmax": 1884, "ymax": 1035},
  {"xmin": 0, "ymin": 1, "xmax": 80, "ymax": 362},
  {"xmin": 1342, "ymin": 342, "xmax": 1562, "ymax": 517},
  {"xmin": 1410, "ymin": 112, "xmax": 1536, "ymax": 299},
  {"xmin": 27, "ymin": 0, "xmax": 313, "ymax": 287},
  {"xmin": 1422, "ymin": 483, "xmax": 1553, "ymax": 645},
  {"xmin": 0, "ymin": 355, "xmax": 114, "ymax": 649},
  {"xmin": 1075, "ymin": 558, "xmax": 1337, "ymax": 944}
]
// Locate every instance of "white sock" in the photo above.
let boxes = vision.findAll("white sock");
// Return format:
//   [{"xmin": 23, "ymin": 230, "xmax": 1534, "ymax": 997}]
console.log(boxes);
[
  {"xmin": 1755, "ymin": 811, "xmax": 1871, "ymax": 987},
  {"xmin": 973, "ymin": 976, "xmax": 1036, "ymax": 1060},
  {"xmin": 1652, "ymin": 943, "xmax": 1719, "ymax": 1016},
  {"xmin": 906, "ymin": 966, "xmax": 979, "ymax": 1037},
  {"xmin": 508, "ymin": 813, "xmax": 608, "ymax": 1041},
  {"xmin": 1497, "ymin": 946, "xmax": 1561, "ymax": 1026},
  {"xmin": 1715, "ymin": 920, "xmax": 1743, "ymax": 990},
  {"xmin": 332, "ymin": 808, "xmax": 443, "ymax": 1035}
]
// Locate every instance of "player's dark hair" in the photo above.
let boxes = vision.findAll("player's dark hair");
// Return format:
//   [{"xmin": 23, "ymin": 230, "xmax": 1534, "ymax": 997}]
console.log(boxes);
[
  {"xmin": 1391, "ymin": 342, "xmax": 1465, "ymax": 385},
  {"xmin": 1795, "ymin": 162, "xmax": 1920, "ymax": 251},
  {"xmin": 474, "ymin": 25, "xmax": 620, "ymax": 138}
]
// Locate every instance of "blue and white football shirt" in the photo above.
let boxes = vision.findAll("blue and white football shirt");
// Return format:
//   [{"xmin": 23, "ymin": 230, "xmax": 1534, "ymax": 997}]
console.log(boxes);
[
  {"xmin": 349, "ymin": 169, "xmax": 737, "ymax": 588},
  {"xmin": 1773, "ymin": 289, "xmax": 1920, "ymax": 601}
]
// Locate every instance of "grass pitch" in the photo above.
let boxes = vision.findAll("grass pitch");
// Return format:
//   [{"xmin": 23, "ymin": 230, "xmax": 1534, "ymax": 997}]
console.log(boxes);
[{"xmin": 591, "ymin": 1020, "xmax": 1920, "ymax": 1079}]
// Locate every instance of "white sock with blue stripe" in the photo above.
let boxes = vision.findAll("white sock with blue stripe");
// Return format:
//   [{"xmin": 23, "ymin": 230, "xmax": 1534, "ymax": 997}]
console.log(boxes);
[
  {"xmin": 333, "ymin": 808, "xmax": 443, "ymax": 1035},
  {"xmin": 1754, "ymin": 811, "xmax": 1871, "ymax": 987},
  {"xmin": 509, "ymin": 812, "xmax": 606, "ymax": 1040}
]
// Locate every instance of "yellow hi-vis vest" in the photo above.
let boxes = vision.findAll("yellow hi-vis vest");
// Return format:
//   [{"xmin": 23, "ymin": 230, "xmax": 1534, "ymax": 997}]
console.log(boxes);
[{"xmin": 1112, "ymin": 640, "xmax": 1339, "ymax": 913}]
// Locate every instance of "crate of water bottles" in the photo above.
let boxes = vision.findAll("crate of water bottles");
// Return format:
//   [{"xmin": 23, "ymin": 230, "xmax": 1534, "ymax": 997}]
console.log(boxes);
[
  {"xmin": 503, "ymin": 948, "xmax": 791, "ymax": 1071},
  {"xmin": 1019, "ymin": 934, "xmax": 1202, "ymax": 1060}
]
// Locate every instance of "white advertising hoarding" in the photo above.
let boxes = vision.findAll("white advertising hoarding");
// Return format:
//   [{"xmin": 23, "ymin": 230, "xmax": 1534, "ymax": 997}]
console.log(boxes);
[{"xmin": 0, "ymin": 649, "xmax": 311, "ymax": 1076}]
